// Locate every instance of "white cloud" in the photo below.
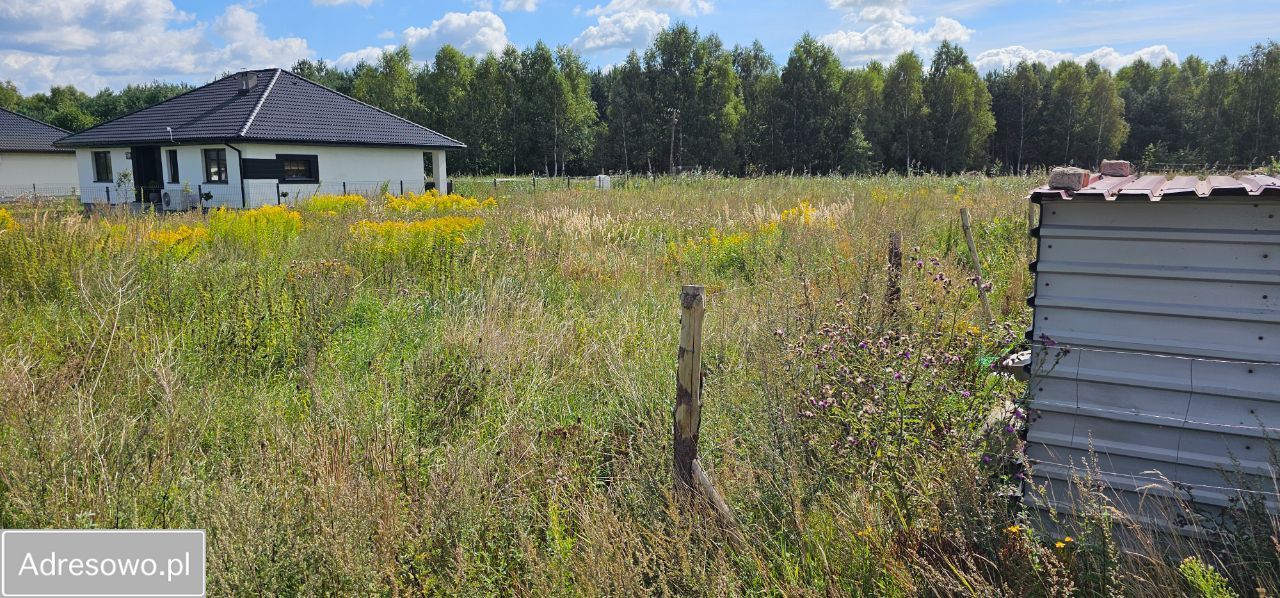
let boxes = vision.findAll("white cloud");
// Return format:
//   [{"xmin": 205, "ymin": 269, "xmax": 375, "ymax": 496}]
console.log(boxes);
[
  {"xmin": 0, "ymin": 2, "xmax": 312, "ymax": 93},
  {"xmin": 500, "ymin": 0, "xmax": 540, "ymax": 11},
  {"xmin": 1077, "ymin": 44, "xmax": 1177, "ymax": 70},
  {"xmin": 376, "ymin": 29, "xmax": 396, "ymax": 40},
  {"xmin": 973, "ymin": 44, "xmax": 1178, "ymax": 72},
  {"xmin": 312, "ymin": 0, "xmax": 375, "ymax": 6},
  {"xmin": 403, "ymin": 11, "xmax": 510, "ymax": 57},
  {"xmin": 574, "ymin": 0, "xmax": 709, "ymax": 54},
  {"xmin": 856, "ymin": 5, "xmax": 917, "ymax": 24},
  {"xmin": 826, "ymin": 0, "xmax": 915, "ymax": 23},
  {"xmin": 585, "ymin": 0, "xmax": 713, "ymax": 17},
  {"xmin": 573, "ymin": 9, "xmax": 671, "ymax": 52},
  {"xmin": 212, "ymin": 5, "xmax": 312, "ymax": 70},
  {"xmin": 334, "ymin": 45, "xmax": 397, "ymax": 69},
  {"xmin": 820, "ymin": 17, "xmax": 972, "ymax": 64}
]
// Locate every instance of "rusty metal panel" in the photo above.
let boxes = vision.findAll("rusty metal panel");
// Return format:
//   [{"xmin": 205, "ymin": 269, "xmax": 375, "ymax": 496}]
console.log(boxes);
[{"xmin": 1026, "ymin": 188, "xmax": 1280, "ymax": 529}]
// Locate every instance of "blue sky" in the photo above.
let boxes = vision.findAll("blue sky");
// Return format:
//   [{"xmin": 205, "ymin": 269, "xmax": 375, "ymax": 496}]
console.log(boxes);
[{"xmin": 1, "ymin": 0, "xmax": 1275, "ymax": 94}]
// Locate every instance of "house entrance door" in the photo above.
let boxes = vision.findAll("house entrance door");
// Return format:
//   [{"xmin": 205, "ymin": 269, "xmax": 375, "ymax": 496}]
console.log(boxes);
[{"xmin": 130, "ymin": 146, "xmax": 163, "ymax": 205}]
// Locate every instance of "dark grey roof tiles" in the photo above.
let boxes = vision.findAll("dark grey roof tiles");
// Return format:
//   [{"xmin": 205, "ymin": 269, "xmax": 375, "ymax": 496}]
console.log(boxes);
[
  {"xmin": 55, "ymin": 69, "xmax": 465, "ymax": 150},
  {"xmin": 0, "ymin": 108, "xmax": 73, "ymax": 153}
]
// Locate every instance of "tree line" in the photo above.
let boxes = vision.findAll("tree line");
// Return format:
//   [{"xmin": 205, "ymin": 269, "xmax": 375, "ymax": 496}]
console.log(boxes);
[{"xmin": 4, "ymin": 28, "xmax": 1279, "ymax": 176}]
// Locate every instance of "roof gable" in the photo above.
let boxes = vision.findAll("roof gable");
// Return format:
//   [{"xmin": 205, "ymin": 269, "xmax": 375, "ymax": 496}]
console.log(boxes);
[
  {"xmin": 0, "ymin": 108, "xmax": 74, "ymax": 154},
  {"xmin": 55, "ymin": 69, "xmax": 465, "ymax": 150}
]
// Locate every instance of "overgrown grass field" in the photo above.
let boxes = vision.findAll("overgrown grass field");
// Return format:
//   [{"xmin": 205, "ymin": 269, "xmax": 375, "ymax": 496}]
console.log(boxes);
[{"xmin": 0, "ymin": 177, "xmax": 1272, "ymax": 595}]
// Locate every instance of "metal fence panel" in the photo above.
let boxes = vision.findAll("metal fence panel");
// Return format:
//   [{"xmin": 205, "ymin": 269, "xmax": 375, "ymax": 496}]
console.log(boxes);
[{"xmin": 1026, "ymin": 197, "xmax": 1280, "ymax": 527}]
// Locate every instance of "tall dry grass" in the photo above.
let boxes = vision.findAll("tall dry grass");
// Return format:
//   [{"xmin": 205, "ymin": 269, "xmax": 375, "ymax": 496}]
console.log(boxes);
[{"xmin": 0, "ymin": 175, "xmax": 1275, "ymax": 595}]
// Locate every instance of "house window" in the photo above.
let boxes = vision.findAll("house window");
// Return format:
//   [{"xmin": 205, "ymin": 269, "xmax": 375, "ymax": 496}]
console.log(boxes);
[
  {"xmin": 167, "ymin": 150, "xmax": 180, "ymax": 184},
  {"xmin": 278, "ymin": 154, "xmax": 318, "ymax": 183},
  {"xmin": 92, "ymin": 151, "xmax": 112, "ymax": 183},
  {"xmin": 203, "ymin": 149, "xmax": 228, "ymax": 183}
]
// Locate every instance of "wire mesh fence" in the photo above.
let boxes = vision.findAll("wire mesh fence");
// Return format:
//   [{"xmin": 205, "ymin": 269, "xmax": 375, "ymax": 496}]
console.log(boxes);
[
  {"xmin": 16, "ymin": 173, "xmax": 738, "ymax": 211},
  {"xmin": 0, "ymin": 184, "xmax": 80, "ymax": 203}
]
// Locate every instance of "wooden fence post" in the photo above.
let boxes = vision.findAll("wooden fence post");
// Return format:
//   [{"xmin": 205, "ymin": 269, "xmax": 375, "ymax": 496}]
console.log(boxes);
[
  {"xmin": 674, "ymin": 285, "xmax": 706, "ymax": 493},
  {"xmin": 960, "ymin": 208, "xmax": 995, "ymax": 324},
  {"xmin": 886, "ymin": 231, "xmax": 902, "ymax": 307},
  {"xmin": 672, "ymin": 285, "xmax": 738, "ymax": 528}
]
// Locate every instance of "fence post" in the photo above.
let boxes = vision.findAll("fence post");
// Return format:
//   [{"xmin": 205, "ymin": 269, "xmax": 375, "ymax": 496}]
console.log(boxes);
[
  {"xmin": 672, "ymin": 285, "xmax": 739, "ymax": 532},
  {"xmin": 400, "ymin": 180, "xmax": 404, "ymax": 196},
  {"xmin": 533, "ymin": 176, "xmax": 537, "ymax": 190},
  {"xmin": 674, "ymin": 285, "xmax": 706, "ymax": 494},
  {"xmin": 960, "ymin": 208, "xmax": 995, "ymax": 324},
  {"xmin": 32, "ymin": 183, "xmax": 37, "ymax": 198},
  {"xmin": 565, "ymin": 176, "xmax": 570, "ymax": 190},
  {"xmin": 342, "ymin": 181, "xmax": 347, "ymax": 195},
  {"xmin": 886, "ymin": 232, "xmax": 902, "ymax": 307},
  {"xmin": 276, "ymin": 182, "xmax": 281, "ymax": 205},
  {"xmin": 105, "ymin": 186, "xmax": 110, "ymax": 204}
]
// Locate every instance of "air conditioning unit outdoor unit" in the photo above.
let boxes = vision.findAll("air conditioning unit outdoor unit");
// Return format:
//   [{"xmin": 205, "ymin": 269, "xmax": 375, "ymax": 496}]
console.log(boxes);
[{"xmin": 161, "ymin": 190, "xmax": 193, "ymax": 211}]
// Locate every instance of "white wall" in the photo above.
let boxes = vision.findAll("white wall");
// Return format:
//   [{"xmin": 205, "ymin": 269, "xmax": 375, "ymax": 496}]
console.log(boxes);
[
  {"xmin": 0, "ymin": 152, "xmax": 78, "ymax": 190},
  {"xmin": 236, "ymin": 144, "xmax": 433, "ymax": 208},
  {"xmin": 158, "ymin": 145, "xmax": 242, "ymax": 209},
  {"xmin": 77, "ymin": 143, "xmax": 446, "ymax": 208},
  {"xmin": 75, "ymin": 148, "xmax": 132, "ymax": 204}
]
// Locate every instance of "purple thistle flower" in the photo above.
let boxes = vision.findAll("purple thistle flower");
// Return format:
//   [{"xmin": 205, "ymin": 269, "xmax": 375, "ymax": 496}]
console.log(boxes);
[
  {"xmin": 981, "ymin": 455, "xmax": 992, "ymax": 464},
  {"xmin": 961, "ymin": 390, "xmax": 971, "ymax": 398},
  {"xmin": 1004, "ymin": 424, "xmax": 1016, "ymax": 434},
  {"xmin": 893, "ymin": 371, "xmax": 904, "ymax": 381}
]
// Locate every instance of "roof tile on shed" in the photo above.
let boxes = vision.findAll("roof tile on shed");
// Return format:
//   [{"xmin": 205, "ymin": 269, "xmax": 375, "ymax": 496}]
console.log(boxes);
[
  {"xmin": 0, "ymin": 108, "xmax": 74, "ymax": 154},
  {"xmin": 54, "ymin": 69, "xmax": 465, "ymax": 150},
  {"xmin": 1030, "ymin": 169, "xmax": 1280, "ymax": 202}
]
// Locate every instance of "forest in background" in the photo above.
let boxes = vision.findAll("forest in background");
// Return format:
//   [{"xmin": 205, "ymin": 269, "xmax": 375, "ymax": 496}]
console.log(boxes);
[{"xmin": 3, "ymin": 26, "xmax": 1279, "ymax": 176}]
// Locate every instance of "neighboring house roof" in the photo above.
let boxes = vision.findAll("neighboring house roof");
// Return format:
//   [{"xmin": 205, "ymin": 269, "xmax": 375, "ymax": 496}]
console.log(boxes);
[
  {"xmin": 54, "ymin": 69, "xmax": 465, "ymax": 150},
  {"xmin": 0, "ymin": 107, "xmax": 74, "ymax": 154}
]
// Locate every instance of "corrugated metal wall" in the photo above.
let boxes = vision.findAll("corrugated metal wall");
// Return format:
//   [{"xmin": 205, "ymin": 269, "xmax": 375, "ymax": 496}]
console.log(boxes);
[{"xmin": 1026, "ymin": 197, "xmax": 1280, "ymax": 528}]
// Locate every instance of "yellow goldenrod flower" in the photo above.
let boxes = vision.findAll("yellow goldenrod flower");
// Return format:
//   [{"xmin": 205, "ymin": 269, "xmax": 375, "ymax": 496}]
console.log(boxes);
[
  {"xmin": 1005, "ymin": 525, "xmax": 1021, "ymax": 534},
  {"xmin": 0, "ymin": 208, "xmax": 17, "ymax": 232},
  {"xmin": 146, "ymin": 224, "xmax": 208, "ymax": 258},
  {"xmin": 348, "ymin": 216, "xmax": 484, "ymax": 263},
  {"xmin": 209, "ymin": 205, "xmax": 302, "ymax": 253},
  {"xmin": 1054, "ymin": 541, "xmax": 1066, "ymax": 549},
  {"xmin": 298, "ymin": 193, "xmax": 367, "ymax": 214},
  {"xmin": 1063, "ymin": 536, "xmax": 1073, "ymax": 543},
  {"xmin": 385, "ymin": 190, "xmax": 497, "ymax": 214}
]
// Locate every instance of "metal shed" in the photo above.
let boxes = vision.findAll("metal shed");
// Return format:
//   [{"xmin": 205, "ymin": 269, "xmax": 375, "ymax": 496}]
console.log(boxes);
[{"xmin": 1023, "ymin": 169, "xmax": 1280, "ymax": 532}]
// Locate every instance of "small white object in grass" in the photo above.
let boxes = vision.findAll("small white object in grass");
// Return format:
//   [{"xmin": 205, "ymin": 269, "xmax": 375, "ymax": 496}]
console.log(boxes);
[
  {"xmin": 595, "ymin": 174, "xmax": 612, "ymax": 190},
  {"xmin": 999, "ymin": 350, "xmax": 1031, "ymax": 382}
]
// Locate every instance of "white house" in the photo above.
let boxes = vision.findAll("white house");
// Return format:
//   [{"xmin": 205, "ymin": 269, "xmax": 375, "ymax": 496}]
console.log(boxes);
[
  {"xmin": 0, "ymin": 108, "xmax": 78, "ymax": 194},
  {"xmin": 54, "ymin": 69, "xmax": 465, "ymax": 209}
]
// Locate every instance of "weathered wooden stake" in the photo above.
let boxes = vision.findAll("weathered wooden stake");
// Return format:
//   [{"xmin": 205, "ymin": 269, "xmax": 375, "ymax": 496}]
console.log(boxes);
[
  {"xmin": 672, "ymin": 285, "xmax": 738, "ymax": 529},
  {"xmin": 674, "ymin": 285, "xmax": 706, "ymax": 493},
  {"xmin": 961, "ymin": 208, "xmax": 996, "ymax": 324},
  {"xmin": 886, "ymin": 231, "xmax": 902, "ymax": 307}
]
